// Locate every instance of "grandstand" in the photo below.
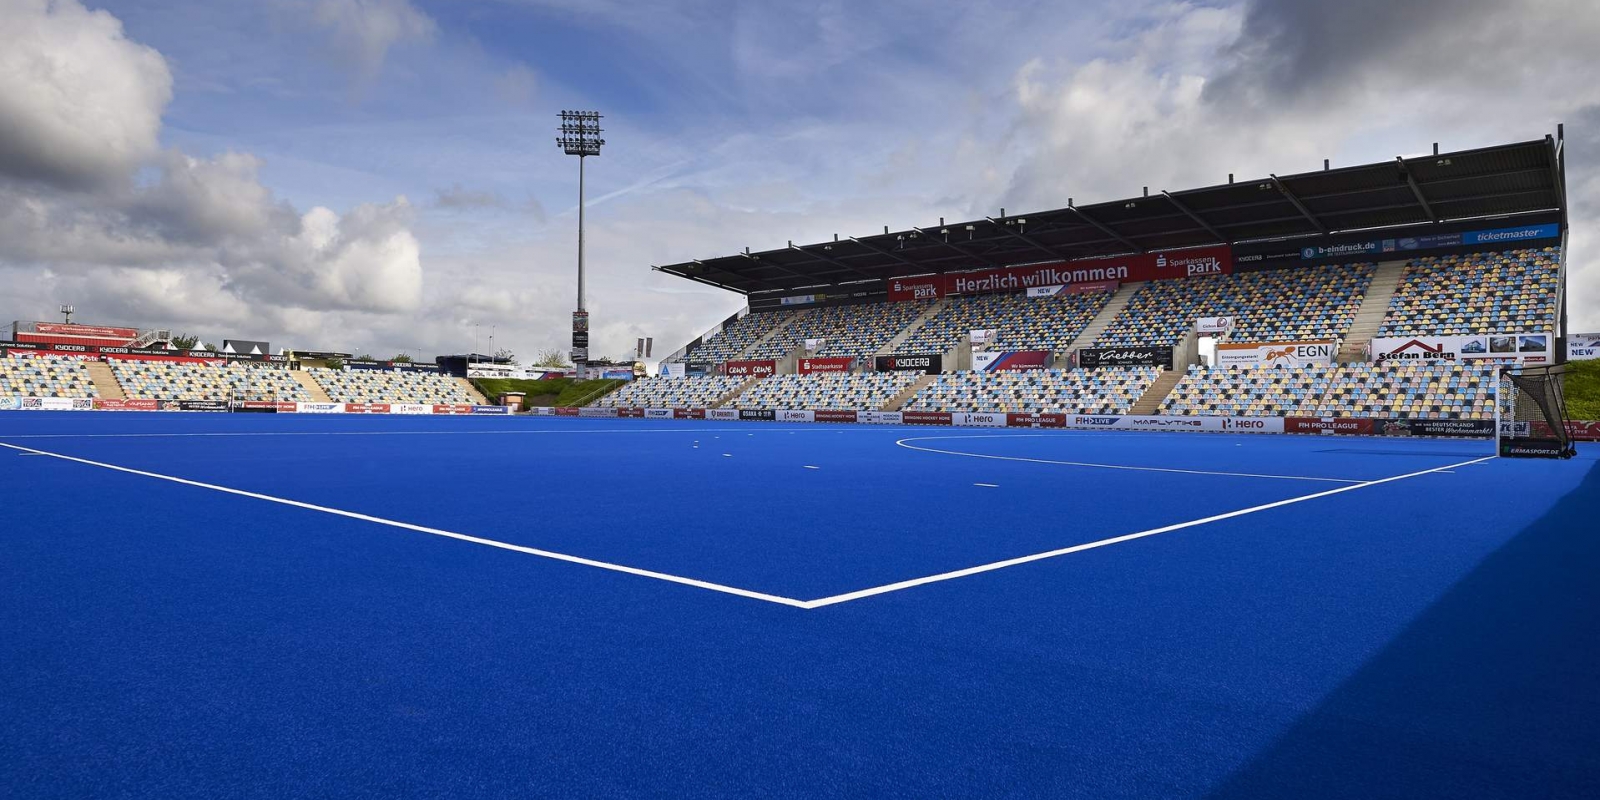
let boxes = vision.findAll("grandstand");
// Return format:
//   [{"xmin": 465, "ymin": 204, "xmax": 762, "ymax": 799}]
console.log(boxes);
[
  {"xmin": 309, "ymin": 368, "xmax": 475, "ymax": 405},
  {"xmin": 904, "ymin": 367, "xmax": 1159, "ymax": 414},
  {"xmin": 1378, "ymin": 247, "xmax": 1560, "ymax": 336},
  {"xmin": 895, "ymin": 289, "xmax": 1112, "ymax": 355},
  {"xmin": 110, "ymin": 360, "xmax": 310, "ymax": 402},
  {"xmin": 1160, "ymin": 362, "xmax": 1499, "ymax": 420},
  {"xmin": 748, "ymin": 301, "xmax": 934, "ymax": 361},
  {"xmin": 595, "ymin": 375, "xmax": 745, "ymax": 408},
  {"xmin": 1095, "ymin": 264, "xmax": 1375, "ymax": 348},
  {"xmin": 0, "ymin": 355, "xmax": 98, "ymax": 399},
  {"xmin": 672, "ymin": 310, "xmax": 795, "ymax": 365},
  {"xmin": 733, "ymin": 372, "xmax": 920, "ymax": 411}
]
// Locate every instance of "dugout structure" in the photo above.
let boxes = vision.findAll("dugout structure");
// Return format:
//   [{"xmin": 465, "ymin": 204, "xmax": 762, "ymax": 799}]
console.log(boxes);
[{"xmin": 1499, "ymin": 364, "xmax": 1576, "ymax": 458}]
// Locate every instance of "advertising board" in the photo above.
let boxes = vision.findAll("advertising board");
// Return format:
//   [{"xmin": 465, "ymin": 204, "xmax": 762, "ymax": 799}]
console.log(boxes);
[
  {"xmin": 972, "ymin": 351, "xmax": 1052, "ymax": 372},
  {"xmin": 874, "ymin": 354, "xmax": 942, "ymax": 374},
  {"xmin": 1215, "ymin": 340, "xmax": 1337, "ymax": 367},
  {"xmin": 1371, "ymin": 334, "xmax": 1552, "ymax": 364}
]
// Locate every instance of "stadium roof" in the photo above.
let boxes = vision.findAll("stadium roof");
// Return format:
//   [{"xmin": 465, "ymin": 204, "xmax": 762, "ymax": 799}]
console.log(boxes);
[{"xmin": 653, "ymin": 136, "xmax": 1566, "ymax": 296}]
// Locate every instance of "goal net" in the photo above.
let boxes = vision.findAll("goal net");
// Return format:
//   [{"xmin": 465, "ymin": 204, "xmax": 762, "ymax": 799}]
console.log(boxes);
[{"xmin": 1497, "ymin": 364, "xmax": 1576, "ymax": 458}]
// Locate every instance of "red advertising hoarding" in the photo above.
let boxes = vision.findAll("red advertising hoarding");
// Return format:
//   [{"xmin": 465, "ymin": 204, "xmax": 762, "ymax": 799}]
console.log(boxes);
[
  {"xmin": 1007, "ymin": 412, "xmax": 1066, "ymax": 428},
  {"xmin": 33, "ymin": 322, "xmax": 139, "ymax": 338},
  {"xmin": 433, "ymin": 404, "xmax": 474, "ymax": 415},
  {"xmin": 723, "ymin": 360, "xmax": 776, "ymax": 377},
  {"xmin": 901, "ymin": 410, "xmax": 953, "ymax": 425},
  {"xmin": 674, "ymin": 408, "xmax": 706, "ymax": 419},
  {"xmin": 813, "ymin": 410, "xmax": 859, "ymax": 423},
  {"xmin": 1284, "ymin": 417, "xmax": 1377, "ymax": 435},
  {"xmin": 887, "ymin": 244, "xmax": 1232, "ymax": 300},
  {"xmin": 886, "ymin": 276, "xmax": 945, "ymax": 302},
  {"xmin": 798, "ymin": 357, "xmax": 854, "ymax": 374},
  {"xmin": 94, "ymin": 399, "xmax": 161, "ymax": 411},
  {"xmin": 344, "ymin": 403, "xmax": 391, "ymax": 414},
  {"xmin": 617, "ymin": 407, "xmax": 646, "ymax": 418},
  {"xmin": 554, "ymin": 407, "xmax": 580, "ymax": 417}
]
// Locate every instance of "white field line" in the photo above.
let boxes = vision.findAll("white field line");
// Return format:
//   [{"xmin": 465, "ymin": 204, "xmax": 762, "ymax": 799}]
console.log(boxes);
[
  {"xmin": 896, "ymin": 435, "xmax": 1364, "ymax": 483},
  {"xmin": 801, "ymin": 455, "xmax": 1496, "ymax": 608},
  {"xmin": 0, "ymin": 441, "xmax": 809, "ymax": 609},
  {"xmin": 0, "ymin": 441, "xmax": 1494, "ymax": 610}
]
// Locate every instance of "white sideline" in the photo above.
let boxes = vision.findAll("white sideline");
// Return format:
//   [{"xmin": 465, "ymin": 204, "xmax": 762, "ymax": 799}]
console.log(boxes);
[
  {"xmin": 0, "ymin": 441, "xmax": 809, "ymax": 609},
  {"xmin": 0, "ymin": 442, "xmax": 1492, "ymax": 610},
  {"xmin": 896, "ymin": 434, "xmax": 1365, "ymax": 483},
  {"xmin": 801, "ymin": 454, "xmax": 1495, "ymax": 608}
]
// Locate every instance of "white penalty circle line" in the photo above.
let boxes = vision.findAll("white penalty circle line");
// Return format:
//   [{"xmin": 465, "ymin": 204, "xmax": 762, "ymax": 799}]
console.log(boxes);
[
  {"xmin": 0, "ymin": 441, "xmax": 1491, "ymax": 610},
  {"xmin": 896, "ymin": 434, "xmax": 1364, "ymax": 483}
]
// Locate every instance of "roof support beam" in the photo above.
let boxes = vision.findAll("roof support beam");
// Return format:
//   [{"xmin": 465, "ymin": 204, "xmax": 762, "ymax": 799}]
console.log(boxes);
[
  {"xmin": 652, "ymin": 265, "xmax": 753, "ymax": 294},
  {"xmin": 1067, "ymin": 204, "xmax": 1143, "ymax": 253},
  {"xmin": 695, "ymin": 259, "xmax": 782, "ymax": 292},
  {"xmin": 1395, "ymin": 157, "xmax": 1438, "ymax": 222},
  {"xmin": 1269, "ymin": 174, "xmax": 1329, "ymax": 235},
  {"xmin": 847, "ymin": 236, "xmax": 928, "ymax": 272},
  {"xmin": 983, "ymin": 216, "xmax": 1072, "ymax": 261},
  {"xmin": 909, "ymin": 227, "xmax": 1000, "ymax": 268},
  {"xmin": 1159, "ymin": 191, "xmax": 1228, "ymax": 243},
  {"xmin": 787, "ymin": 244, "xmax": 878, "ymax": 282}
]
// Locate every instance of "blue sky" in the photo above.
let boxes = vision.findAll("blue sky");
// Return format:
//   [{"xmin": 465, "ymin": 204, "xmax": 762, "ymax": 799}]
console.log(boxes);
[{"xmin": 1, "ymin": 0, "xmax": 1596, "ymax": 361}]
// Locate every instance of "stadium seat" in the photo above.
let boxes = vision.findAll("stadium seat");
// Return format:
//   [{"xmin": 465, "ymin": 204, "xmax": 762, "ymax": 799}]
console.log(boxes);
[
  {"xmin": 734, "ymin": 372, "xmax": 921, "ymax": 411},
  {"xmin": 110, "ymin": 360, "xmax": 310, "ymax": 401},
  {"xmin": 897, "ymin": 289, "xmax": 1113, "ymax": 355},
  {"xmin": 1160, "ymin": 362, "xmax": 1499, "ymax": 420},
  {"xmin": 594, "ymin": 376, "xmax": 745, "ymax": 408},
  {"xmin": 0, "ymin": 355, "xmax": 98, "ymax": 399},
  {"xmin": 1378, "ymin": 247, "xmax": 1560, "ymax": 337},
  {"xmin": 903, "ymin": 367, "xmax": 1159, "ymax": 414},
  {"xmin": 749, "ymin": 301, "xmax": 935, "ymax": 361},
  {"xmin": 669, "ymin": 311, "xmax": 798, "ymax": 365},
  {"xmin": 310, "ymin": 369, "xmax": 474, "ymax": 404},
  {"xmin": 1097, "ymin": 264, "xmax": 1375, "ymax": 347}
]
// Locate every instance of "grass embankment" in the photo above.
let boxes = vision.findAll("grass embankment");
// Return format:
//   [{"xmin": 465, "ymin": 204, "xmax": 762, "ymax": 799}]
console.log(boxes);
[
  {"xmin": 1565, "ymin": 359, "xmax": 1600, "ymax": 420},
  {"xmin": 470, "ymin": 378, "xmax": 625, "ymax": 410}
]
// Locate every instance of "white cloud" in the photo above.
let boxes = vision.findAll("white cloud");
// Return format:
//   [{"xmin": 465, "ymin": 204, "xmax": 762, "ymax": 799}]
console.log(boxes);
[
  {"xmin": 0, "ymin": 0, "xmax": 172, "ymax": 187},
  {"xmin": 0, "ymin": 0, "xmax": 424, "ymax": 338},
  {"xmin": 307, "ymin": 0, "xmax": 436, "ymax": 81}
]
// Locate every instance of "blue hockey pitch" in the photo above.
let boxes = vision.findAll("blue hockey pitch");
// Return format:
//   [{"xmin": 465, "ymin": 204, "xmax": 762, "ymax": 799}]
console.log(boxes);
[{"xmin": 2, "ymin": 411, "xmax": 1596, "ymax": 798}]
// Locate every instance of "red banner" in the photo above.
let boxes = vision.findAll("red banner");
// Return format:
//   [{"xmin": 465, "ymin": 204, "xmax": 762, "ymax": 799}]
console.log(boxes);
[
  {"xmin": 1059, "ymin": 280, "xmax": 1120, "ymax": 295},
  {"xmin": 1284, "ymin": 417, "xmax": 1376, "ymax": 435},
  {"xmin": 554, "ymin": 407, "xmax": 580, "ymax": 417},
  {"xmin": 799, "ymin": 357, "xmax": 854, "ymax": 374},
  {"xmin": 723, "ymin": 360, "xmax": 776, "ymax": 377},
  {"xmin": 34, "ymin": 322, "xmax": 139, "ymax": 338},
  {"xmin": 887, "ymin": 276, "xmax": 945, "ymax": 302},
  {"xmin": 344, "ymin": 403, "xmax": 391, "ymax": 414},
  {"xmin": 433, "ymin": 404, "xmax": 474, "ymax": 415},
  {"xmin": 1007, "ymin": 412, "xmax": 1066, "ymax": 428},
  {"xmin": 94, "ymin": 399, "xmax": 160, "ymax": 411},
  {"xmin": 813, "ymin": 410, "xmax": 859, "ymax": 423},
  {"xmin": 674, "ymin": 408, "xmax": 706, "ymax": 419},
  {"xmin": 1531, "ymin": 420, "xmax": 1600, "ymax": 441},
  {"xmin": 889, "ymin": 244, "xmax": 1232, "ymax": 300},
  {"xmin": 617, "ymin": 407, "xmax": 645, "ymax": 418},
  {"xmin": 901, "ymin": 411, "xmax": 953, "ymax": 425}
]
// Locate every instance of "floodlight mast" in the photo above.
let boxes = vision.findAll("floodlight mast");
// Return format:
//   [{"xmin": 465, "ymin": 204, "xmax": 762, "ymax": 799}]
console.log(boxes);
[{"xmin": 557, "ymin": 110, "xmax": 604, "ymax": 378}]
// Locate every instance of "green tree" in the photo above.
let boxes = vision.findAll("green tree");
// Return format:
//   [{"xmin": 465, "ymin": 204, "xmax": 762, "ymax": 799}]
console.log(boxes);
[
  {"xmin": 493, "ymin": 347, "xmax": 517, "ymax": 364},
  {"xmin": 391, "ymin": 353, "xmax": 413, "ymax": 363},
  {"xmin": 532, "ymin": 348, "xmax": 570, "ymax": 368},
  {"xmin": 355, "ymin": 353, "xmax": 376, "ymax": 361},
  {"xmin": 170, "ymin": 333, "xmax": 200, "ymax": 350}
]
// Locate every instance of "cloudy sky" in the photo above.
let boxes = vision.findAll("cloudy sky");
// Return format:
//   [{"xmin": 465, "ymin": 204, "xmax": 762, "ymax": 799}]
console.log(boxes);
[{"xmin": 1, "ymin": 0, "xmax": 1597, "ymax": 363}]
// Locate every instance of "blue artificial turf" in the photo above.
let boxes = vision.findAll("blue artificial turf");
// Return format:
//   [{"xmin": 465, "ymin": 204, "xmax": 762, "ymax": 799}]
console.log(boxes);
[{"xmin": 0, "ymin": 411, "xmax": 1596, "ymax": 798}]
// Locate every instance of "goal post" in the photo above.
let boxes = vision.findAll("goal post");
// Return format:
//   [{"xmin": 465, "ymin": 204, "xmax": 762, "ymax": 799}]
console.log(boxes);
[{"xmin": 1496, "ymin": 363, "xmax": 1576, "ymax": 459}]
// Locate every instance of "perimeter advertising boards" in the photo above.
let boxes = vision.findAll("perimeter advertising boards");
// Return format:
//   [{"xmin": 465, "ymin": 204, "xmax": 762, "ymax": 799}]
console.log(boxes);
[
  {"xmin": 875, "ymin": 354, "xmax": 942, "ymax": 374},
  {"xmin": 1568, "ymin": 333, "xmax": 1600, "ymax": 361},
  {"xmin": 972, "ymin": 351, "xmax": 1053, "ymax": 371},
  {"xmin": 1214, "ymin": 340, "xmax": 1337, "ymax": 368},
  {"xmin": 1371, "ymin": 334, "xmax": 1553, "ymax": 364},
  {"xmin": 798, "ymin": 357, "xmax": 854, "ymax": 374},
  {"xmin": 886, "ymin": 245, "xmax": 1232, "ymax": 300},
  {"xmin": 723, "ymin": 360, "xmax": 776, "ymax": 377},
  {"xmin": 1076, "ymin": 346, "xmax": 1173, "ymax": 369}
]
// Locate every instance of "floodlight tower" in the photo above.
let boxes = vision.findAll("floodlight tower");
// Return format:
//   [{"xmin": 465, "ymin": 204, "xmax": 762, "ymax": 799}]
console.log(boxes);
[
  {"xmin": 59, "ymin": 304, "xmax": 74, "ymax": 324},
  {"xmin": 557, "ymin": 110, "xmax": 605, "ymax": 378}
]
